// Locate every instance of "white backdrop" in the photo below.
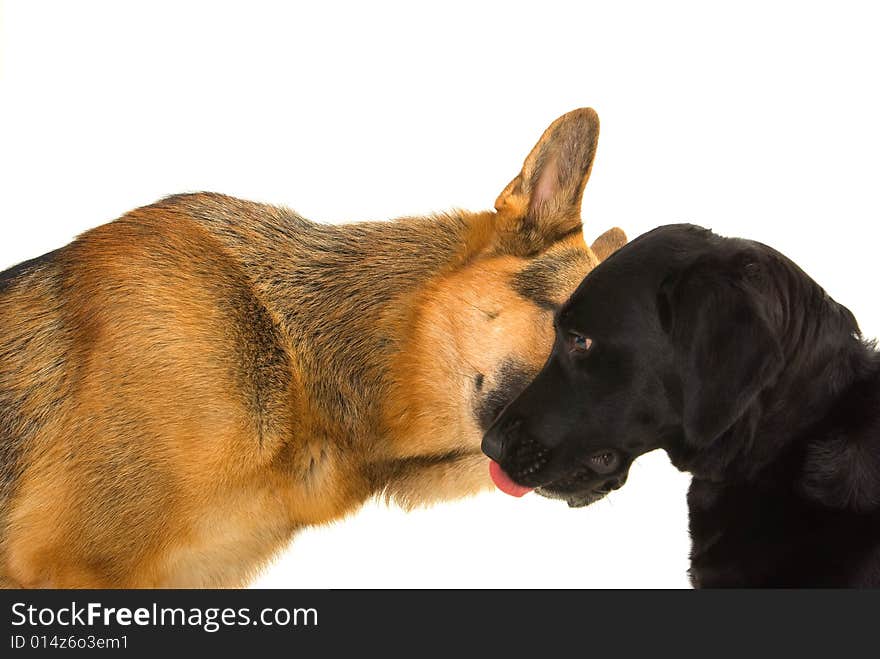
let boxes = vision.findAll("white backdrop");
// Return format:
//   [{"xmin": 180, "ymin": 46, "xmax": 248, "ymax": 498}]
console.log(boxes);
[{"xmin": 1, "ymin": 1, "xmax": 878, "ymax": 588}]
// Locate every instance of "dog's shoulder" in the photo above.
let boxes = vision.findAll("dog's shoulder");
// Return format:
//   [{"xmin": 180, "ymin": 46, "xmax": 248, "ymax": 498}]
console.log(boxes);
[{"xmin": 800, "ymin": 352, "xmax": 880, "ymax": 514}]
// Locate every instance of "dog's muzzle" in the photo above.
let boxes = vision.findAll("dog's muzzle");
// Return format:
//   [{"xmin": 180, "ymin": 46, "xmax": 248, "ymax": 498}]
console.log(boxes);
[{"xmin": 483, "ymin": 418, "xmax": 552, "ymax": 485}]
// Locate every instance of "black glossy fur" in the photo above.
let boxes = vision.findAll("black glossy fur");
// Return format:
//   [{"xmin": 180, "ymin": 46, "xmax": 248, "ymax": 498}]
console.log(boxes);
[{"xmin": 483, "ymin": 224, "xmax": 880, "ymax": 587}]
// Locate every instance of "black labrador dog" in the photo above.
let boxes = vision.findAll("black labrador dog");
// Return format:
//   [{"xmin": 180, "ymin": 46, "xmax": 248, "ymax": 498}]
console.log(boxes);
[{"xmin": 482, "ymin": 224, "xmax": 880, "ymax": 587}]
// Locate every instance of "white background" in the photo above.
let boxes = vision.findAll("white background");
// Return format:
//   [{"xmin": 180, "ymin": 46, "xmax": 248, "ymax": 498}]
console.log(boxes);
[{"xmin": 1, "ymin": 1, "xmax": 878, "ymax": 588}]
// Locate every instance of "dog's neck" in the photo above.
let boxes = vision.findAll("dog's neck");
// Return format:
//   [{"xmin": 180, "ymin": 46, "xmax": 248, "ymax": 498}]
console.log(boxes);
[
  {"xmin": 685, "ymin": 353, "xmax": 880, "ymax": 586},
  {"xmin": 192, "ymin": 196, "xmax": 490, "ymax": 443},
  {"xmin": 671, "ymin": 282, "xmax": 880, "ymax": 488}
]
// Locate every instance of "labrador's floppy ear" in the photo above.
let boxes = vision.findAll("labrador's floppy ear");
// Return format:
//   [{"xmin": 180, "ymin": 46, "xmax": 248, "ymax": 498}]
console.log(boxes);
[
  {"xmin": 494, "ymin": 108, "xmax": 600, "ymax": 255},
  {"xmin": 658, "ymin": 260, "xmax": 784, "ymax": 447}
]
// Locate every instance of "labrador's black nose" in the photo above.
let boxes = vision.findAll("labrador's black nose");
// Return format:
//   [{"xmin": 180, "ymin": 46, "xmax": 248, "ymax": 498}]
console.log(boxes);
[{"xmin": 481, "ymin": 426, "xmax": 506, "ymax": 462}]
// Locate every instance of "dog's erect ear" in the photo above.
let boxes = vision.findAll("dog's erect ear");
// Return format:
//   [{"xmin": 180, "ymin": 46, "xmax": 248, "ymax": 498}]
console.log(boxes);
[
  {"xmin": 659, "ymin": 261, "xmax": 784, "ymax": 447},
  {"xmin": 494, "ymin": 108, "xmax": 600, "ymax": 255},
  {"xmin": 591, "ymin": 227, "xmax": 627, "ymax": 262}
]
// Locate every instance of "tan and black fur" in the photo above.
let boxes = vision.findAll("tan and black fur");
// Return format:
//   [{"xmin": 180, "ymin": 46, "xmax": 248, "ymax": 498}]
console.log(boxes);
[{"xmin": 0, "ymin": 108, "xmax": 625, "ymax": 587}]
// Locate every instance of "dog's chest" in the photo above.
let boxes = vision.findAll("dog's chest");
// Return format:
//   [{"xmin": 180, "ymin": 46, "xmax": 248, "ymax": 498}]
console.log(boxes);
[
  {"xmin": 687, "ymin": 478, "xmax": 799, "ymax": 586},
  {"xmin": 686, "ymin": 477, "xmax": 869, "ymax": 587}
]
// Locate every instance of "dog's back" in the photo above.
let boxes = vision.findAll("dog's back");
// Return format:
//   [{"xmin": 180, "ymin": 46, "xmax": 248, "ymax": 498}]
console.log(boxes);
[
  {"xmin": 0, "ymin": 196, "xmax": 303, "ymax": 586},
  {"xmin": 1, "ymin": 249, "xmax": 70, "ymax": 529}
]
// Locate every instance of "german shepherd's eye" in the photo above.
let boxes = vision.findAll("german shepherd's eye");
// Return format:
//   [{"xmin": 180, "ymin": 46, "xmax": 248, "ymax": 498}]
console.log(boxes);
[{"xmin": 568, "ymin": 333, "xmax": 593, "ymax": 354}]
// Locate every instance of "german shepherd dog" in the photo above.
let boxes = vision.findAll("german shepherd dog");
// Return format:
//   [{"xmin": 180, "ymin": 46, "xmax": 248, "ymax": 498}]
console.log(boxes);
[
  {"xmin": 483, "ymin": 225, "xmax": 880, "ymax": 587},
  {"xmin": 0, "ymin": 109, "xmax": 625, "ymax": 588}
]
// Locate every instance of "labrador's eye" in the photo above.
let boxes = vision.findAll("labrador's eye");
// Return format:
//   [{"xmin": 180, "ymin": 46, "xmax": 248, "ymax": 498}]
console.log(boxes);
[{"xmin": 569, "ymin": 333, "xmax": 593, "ymax": 354}]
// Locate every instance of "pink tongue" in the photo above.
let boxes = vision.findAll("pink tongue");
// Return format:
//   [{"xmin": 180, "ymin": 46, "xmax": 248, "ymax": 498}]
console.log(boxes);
[{"xmin": 489, "ymin": 461, "xmax": 534, "ymax": 498}]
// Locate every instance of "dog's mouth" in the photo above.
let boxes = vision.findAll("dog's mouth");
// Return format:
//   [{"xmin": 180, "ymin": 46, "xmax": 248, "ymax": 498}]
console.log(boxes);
[
  {"xmin": 486, "ymin": 433, "xmax": 552, "ymax": 497},
  {"xmin": 488, "ymin": 461, "xmax": 535, "ymax": 497},
  {"xmin": 489, "ymin": 454, "xmax": 626, "ymax": 508},
  {"xmin": 535, "ymin": 468, "xmax": 607, "ymax": 508},
  {"xmin": 537, "ymin": 487, "xmax": 610, "ymax": 508}
]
